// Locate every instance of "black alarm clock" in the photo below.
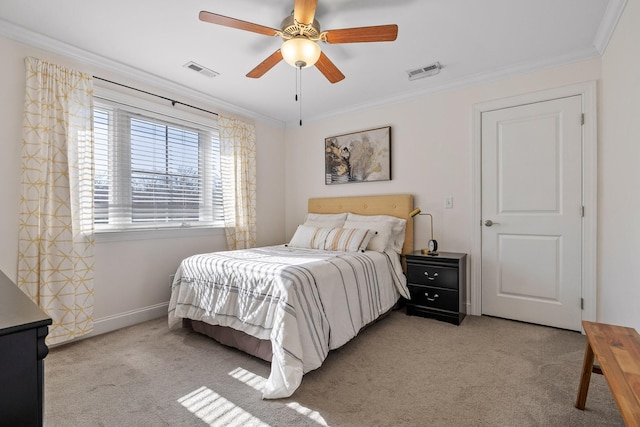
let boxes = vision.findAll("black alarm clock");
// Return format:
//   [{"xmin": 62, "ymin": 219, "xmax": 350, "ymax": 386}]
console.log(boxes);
[{"xmin": 428, "ymin": 239, "xmax": 438, "ymax": 255}]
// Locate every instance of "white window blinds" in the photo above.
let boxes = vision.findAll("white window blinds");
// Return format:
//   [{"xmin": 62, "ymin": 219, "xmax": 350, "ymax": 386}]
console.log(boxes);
[{"xmin": 94, "ymin": 96, "xmax": 222, "ymax": 231}]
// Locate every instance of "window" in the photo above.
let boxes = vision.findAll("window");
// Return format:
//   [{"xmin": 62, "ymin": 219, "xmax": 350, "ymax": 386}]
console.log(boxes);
[{"xmin": 93, "ymin": 94, "xmax": 222, "ymax": 231}]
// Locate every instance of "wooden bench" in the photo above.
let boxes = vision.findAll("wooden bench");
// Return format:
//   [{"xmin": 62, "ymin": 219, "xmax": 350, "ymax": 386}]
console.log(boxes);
[{"xmin": 576, "ymin": 320, "xmax": 640, "ymax": 426}]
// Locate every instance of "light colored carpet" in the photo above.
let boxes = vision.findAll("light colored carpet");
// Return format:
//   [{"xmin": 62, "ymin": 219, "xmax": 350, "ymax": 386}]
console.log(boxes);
[{"xmin": 44, "ymin": 311, "xmax": 623, "ymax": 426}]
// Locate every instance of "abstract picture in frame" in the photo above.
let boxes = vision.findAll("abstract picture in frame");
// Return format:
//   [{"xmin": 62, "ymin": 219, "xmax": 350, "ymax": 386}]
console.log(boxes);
[{"xmin": 325, "ymin": 126, "xmax": 391, "ymax": 185}]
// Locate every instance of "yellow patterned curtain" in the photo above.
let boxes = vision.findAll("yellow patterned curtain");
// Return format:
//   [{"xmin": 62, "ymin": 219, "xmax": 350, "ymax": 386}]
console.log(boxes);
[
  {"xmin": 219, "ymin": 115, "xmax": 256, "ymax": 249},
  {"xmin": 18, "ymin": 57, "xmax": 95, "ymax": 345}
]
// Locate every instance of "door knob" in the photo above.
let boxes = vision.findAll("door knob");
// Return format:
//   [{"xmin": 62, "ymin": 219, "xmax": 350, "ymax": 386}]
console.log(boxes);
[{"xmin": 484, "ymin": 219, "xmax": 499, "ymax": 227}]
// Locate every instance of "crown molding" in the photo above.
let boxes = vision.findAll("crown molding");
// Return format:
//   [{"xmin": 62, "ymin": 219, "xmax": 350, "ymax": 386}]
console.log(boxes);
[
  {"xmin": 593, "ymin": 0, "xmax": 627, "ymax": 55},
  {"xmin": 292, "ymin": 46, "xmax": 601, "ymax": 127},
  {"xmin": 0, "ymin": 18, "xmax": 285, "ymax": 128}
]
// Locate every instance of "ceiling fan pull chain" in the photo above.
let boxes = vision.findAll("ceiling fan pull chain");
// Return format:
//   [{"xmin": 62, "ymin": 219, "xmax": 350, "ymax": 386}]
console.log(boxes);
[
  {"xmin": 295, "ymin": 65, "xmax": 299, "ymax": 102},
  {"xmin": 298, "ymin": 65, "xmax": 303, "ymax": 126}
]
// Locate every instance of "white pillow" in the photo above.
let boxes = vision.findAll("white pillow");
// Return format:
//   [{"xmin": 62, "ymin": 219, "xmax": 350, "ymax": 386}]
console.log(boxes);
[
  {"xmin": 344, "ymin": 213, "xmax": 407, "ymax": 254},
  {"xmin": 288, "ymin": 225, "xmax": 331, "ymax": 249},
  {"xmin": 303, "ymin": 212, "xmax": 348, "ymax": 228},
  {"xmin": 323, "ymin": 227, "xmax": 376, "ymax": 252}
]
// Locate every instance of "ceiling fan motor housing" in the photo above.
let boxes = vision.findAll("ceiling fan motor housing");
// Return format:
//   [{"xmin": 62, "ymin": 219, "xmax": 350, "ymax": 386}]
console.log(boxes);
[{"xmin": 280, "ymin": 15, "xmax": 321, "ymax": 39}]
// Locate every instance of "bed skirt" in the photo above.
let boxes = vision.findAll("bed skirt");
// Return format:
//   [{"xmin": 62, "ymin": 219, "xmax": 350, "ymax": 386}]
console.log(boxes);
[{"xmin": 184, "ymin": 319, "xmax": 273, "ymax": 362}]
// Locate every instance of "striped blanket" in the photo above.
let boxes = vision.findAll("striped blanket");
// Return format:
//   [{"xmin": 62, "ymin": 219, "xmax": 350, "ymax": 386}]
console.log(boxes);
[{"xmin": 168, "ymin": 245, "xmax": 407, "ymax": 399}]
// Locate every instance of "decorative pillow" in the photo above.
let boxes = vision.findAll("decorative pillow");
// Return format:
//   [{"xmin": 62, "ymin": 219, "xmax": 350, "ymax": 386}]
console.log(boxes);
[
  {"xmin": 348, "ymin": 220, "xmax": 394, "ymax": 252},
  {"xmin": 288, "ymin": 225, "xmax": 331, "ymax": 249},
  {"xmin": 344, "ymin": 213, "xmax": 407, "ymax": 254},
  {"xmin": 303, "ymin": 212, "xmax": 347, "ymax": 228},
  {"xmin": 323, "ymin": 227, "xmax": 376, "ymax": 252}
]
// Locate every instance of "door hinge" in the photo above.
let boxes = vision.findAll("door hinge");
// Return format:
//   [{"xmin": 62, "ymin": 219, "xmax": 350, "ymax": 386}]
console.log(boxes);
[
  {"xmin": 581, "ymin": 113, "xmax": 585, "ymax": 125},
  {"xmin": 581, "ymin": 205, "xmax": 585, "ymax": 217},
  {"xmin": 581, "ymin": 298, "xmax": 584, "ymax": 310}
]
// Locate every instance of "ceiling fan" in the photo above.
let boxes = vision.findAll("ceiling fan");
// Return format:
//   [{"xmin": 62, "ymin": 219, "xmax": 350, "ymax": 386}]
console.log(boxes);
[{"xmin": 199, "ymin": 0, "xmax": 398, "ymax": 84}]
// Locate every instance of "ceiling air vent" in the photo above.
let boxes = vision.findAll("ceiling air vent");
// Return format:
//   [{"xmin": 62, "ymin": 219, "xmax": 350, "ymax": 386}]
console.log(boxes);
[
  {"xmin": 183, "ymin": 61, "xmax": 219, "ymax": 78},
  {"xmin": 407, "ymin": 62, "xmax": 441, "ymax": 81}
]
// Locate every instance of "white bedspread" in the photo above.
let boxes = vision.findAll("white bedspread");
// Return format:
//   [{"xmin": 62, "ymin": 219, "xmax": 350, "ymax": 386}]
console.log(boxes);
[{"xmin": 168, "ymin": 245, "xmax": 407, "ymax": 399}]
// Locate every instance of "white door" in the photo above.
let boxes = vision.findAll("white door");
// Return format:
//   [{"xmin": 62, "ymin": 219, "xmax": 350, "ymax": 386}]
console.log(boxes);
[{"xmin": 481, "ymin": 95, "xmax": 583, "ymax": 331}]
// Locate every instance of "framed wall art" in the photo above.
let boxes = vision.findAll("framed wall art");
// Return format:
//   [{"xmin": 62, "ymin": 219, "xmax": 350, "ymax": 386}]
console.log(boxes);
[{"xmin": 324, "ymin": 126, "xmax": 391, "ymax": 185}]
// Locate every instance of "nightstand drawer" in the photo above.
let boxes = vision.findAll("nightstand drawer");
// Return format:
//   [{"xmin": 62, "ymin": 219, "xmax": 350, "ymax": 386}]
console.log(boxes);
[
  {"xmin": 406, "ymin": 264, "xmax": 458, "ymax": 289},
  {"xmin": 408, "ymin": 285, "xmax": 458, "ymax": 312}
]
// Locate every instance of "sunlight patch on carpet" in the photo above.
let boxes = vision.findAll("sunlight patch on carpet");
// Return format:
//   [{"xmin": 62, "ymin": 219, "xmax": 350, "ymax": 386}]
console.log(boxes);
[
  {"xmin": 178, "ymin": 386, "xmax": 269, "ymax": 426},
  {"xmin": 285, "ymin": 401, "xmax": 329, "ymax": 426},
  {"xmin": 228, "ymin": 366, "xmax": 266, "ymax": 391},
  {"xmin": 228, "ymin": 367, "xmax": 328, "ymax": 426}
]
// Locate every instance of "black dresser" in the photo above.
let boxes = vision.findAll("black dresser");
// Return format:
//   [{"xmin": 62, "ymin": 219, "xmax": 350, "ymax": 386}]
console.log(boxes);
[
  {"xmin": 0, "ymin": 270, "xmax": 52, "ymax": 426},
  {"xmin": 405, "ymin": 251, "xmax": 467, "ymax": 325}
]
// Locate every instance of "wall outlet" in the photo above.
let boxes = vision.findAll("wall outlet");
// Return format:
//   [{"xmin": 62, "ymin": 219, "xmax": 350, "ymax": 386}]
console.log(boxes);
[{"xmin": 445, "ymin": 196, "xmax": 453, "ymax": 209}]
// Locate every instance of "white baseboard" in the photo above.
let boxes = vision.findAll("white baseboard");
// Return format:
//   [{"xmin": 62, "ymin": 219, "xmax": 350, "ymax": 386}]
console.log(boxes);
[
  {"xmin": 88, "ymin": 302, "xmax": 168, "ymax": 339},
  {"xmin": 464, "ymin": 302, "xmax": 476, "ymax": 316}
]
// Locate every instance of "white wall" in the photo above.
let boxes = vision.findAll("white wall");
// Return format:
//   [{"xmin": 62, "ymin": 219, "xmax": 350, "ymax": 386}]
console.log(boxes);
[
  {"xmin": 284, "ymin": 58, "xmax": 616, "ymax": 322},
  {"xmin": 0, "ymin": 36, "xmax": 287, "ymax": 336},
  {"xmin": 285, "ymin": 58, "xmax": 602, "ymax": 249},
  {"xmin": 599, "ymin": 1, "xmax": 640, "ymax": 329}
]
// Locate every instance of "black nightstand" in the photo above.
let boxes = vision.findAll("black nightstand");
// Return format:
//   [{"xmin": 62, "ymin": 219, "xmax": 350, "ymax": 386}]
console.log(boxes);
[{"xmin": 405, "ymin": 251, "xmax": 467, "ymax": 325}]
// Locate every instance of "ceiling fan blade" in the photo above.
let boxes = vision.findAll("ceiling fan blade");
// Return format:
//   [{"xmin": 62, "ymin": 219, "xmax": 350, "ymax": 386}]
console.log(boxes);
[
  {"xmin": 315, "ymin": 52, "xmax": 345, "ymax": 84},
  {"xmin": 246, "ymin": 50, "xmax": 284, "ymax": 78},
  {"xmin": 199, "ymin": 11, "xmax": 279, "ymax": 37},
  {"xmin": 325, "ymin": 24, "xmax": 398, "ymax": 44},
  {"xmin": 293, "ymin": 0, "xmax": 318, "ymax": 25}
]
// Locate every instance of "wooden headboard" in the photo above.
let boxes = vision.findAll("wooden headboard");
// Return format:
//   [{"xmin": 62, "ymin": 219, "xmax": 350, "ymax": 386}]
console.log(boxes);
[{"xmin": 308, "ymin": 194, "xmax": 414, "ymax": 256}]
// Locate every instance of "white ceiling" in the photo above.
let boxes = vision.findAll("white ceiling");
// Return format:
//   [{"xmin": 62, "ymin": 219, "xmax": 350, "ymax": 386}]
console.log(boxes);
[{"xmin": 0, "ymin": 0, "xmax": 624, "ymax": 126}]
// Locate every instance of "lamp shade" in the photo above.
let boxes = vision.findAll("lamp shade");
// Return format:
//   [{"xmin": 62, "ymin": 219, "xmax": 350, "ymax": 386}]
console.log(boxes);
[{"xmin": 281, "ymin": 37, "xmax": 321, "ymax": 68}]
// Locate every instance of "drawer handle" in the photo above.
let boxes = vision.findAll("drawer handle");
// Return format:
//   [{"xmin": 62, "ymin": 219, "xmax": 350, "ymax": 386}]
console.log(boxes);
[
  {"xmin": 425, "ymin": 292, "xmax": 439, "ymax": 302},
  {"xmin": 423, "ymin": 272, "xmax": 438, "ymax": 280}
]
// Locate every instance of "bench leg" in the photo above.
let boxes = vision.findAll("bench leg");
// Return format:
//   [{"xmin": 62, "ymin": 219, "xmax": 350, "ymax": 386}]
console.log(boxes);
[{"xmin": 576, "ymin": 339, "xmax": 595, "ymax": 409}]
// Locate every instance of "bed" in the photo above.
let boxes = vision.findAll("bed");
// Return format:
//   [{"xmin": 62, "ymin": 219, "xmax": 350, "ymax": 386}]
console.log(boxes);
[{"xmin": 168, "ymin": 194, "xmax": 414, "ymax": 399}]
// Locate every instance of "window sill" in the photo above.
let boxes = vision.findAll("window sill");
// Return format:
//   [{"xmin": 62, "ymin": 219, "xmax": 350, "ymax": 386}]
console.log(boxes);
[{"xmin": 95, "ymin": 225, "xmax": 225, "ymax": 243}]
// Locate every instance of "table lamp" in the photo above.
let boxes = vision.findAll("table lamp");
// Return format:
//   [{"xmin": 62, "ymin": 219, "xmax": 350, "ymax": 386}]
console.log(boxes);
[{"xmin": 409, "ymin": 208, "xmax": 438, "ymax": 255}]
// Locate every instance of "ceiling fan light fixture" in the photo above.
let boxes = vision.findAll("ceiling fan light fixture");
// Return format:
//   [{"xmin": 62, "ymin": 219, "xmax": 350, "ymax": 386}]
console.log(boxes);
[{"xmin": 281, "ymin": 37, "xmax": 321, "ymax": 68}]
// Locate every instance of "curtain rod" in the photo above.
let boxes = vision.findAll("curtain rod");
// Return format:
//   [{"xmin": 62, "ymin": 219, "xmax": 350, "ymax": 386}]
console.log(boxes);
[{"xmin": 92, "ymin": 76, "xmax": 218, "ymax": 117}]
